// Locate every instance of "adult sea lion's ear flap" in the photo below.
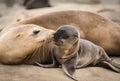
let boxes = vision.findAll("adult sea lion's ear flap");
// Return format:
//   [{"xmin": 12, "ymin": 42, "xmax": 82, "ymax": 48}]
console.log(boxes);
[{"xmin": 62, "ymin": 54, "xmax": 78, "ymax": 81}]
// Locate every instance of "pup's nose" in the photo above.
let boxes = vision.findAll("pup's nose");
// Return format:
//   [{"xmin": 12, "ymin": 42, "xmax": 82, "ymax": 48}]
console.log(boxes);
[{"xmin": 53, "ymin": 36, "xmax": 58, "ymax": 42}]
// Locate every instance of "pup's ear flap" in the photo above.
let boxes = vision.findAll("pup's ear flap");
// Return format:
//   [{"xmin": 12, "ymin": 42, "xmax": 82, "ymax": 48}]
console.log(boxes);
[{"xmin": 62, "ymin": 53, "xmax": 78, "ymax": 81}]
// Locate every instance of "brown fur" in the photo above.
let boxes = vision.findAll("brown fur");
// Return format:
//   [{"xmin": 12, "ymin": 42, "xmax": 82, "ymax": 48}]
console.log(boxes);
[
  {"xmin": 0, "ymin": 24, "xmax": 54, "ymax": 64},
  {"xmin": 10, "ymin": 10, "xmax": 120, "ymax": 56}
]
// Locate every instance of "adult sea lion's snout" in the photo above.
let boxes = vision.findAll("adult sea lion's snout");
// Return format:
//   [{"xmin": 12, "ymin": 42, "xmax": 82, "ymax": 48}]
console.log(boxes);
[
  {"xmin": 36, "ymin": 28, "xmax": 55, "ymax": 43},
  {"xmin": 45, "ymin": 29, "xmax": 55, "ymax": 43}
]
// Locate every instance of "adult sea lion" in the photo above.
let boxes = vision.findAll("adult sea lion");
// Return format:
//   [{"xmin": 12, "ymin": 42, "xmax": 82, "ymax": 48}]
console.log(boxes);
[
  {"xmin": 0, "ymin": 24, "xmax": 54, "ymax": 64},
  {"xmin": 23, "ymin": 0, "xmax": 51, "ymax": 9},
  {"xmin": 10, "ymin": 10, "xmax": 120, "ymax": 56},
  {"xmin": 36, "ymin": 25, "xmax": 120, "ymax": 81}
]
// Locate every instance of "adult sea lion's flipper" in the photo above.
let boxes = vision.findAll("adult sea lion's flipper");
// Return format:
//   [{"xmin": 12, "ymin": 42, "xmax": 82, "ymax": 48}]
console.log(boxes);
[
  {"xmin": 36, "ymin": 61, "xmax": 59, "ymax": 68},
  {"xmin": 62, "ymin": 54, "xmax": 78, "ymax": 81},
  {"xmin": 36, "ymin": 56, "xmax": 59, "ymax": 68},
  {"xmin": 36, "ymin": 51, "xmax": 59, "ymax": 68}
]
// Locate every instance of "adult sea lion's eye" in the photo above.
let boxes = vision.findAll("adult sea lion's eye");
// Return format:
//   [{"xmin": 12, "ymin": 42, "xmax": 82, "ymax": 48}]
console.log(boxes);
[{"xmin": 33, "ymin": 30, "xmax": 40, "ymax": 35}]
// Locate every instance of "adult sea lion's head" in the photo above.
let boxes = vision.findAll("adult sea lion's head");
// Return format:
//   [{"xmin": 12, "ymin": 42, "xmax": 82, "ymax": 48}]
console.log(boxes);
[{"xmin": 0, "ymin": 24, "xmax": 54, "ymax": 64}]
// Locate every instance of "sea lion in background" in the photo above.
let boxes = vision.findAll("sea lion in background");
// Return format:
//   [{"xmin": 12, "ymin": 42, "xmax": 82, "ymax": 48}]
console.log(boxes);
[
  {"xmin": 36, "ymin": 25, "xmax": 120, "ymax": 81},
  {"xmin": 0, "ymin": 24, "xmax": 54, "ymax": 64},
  {"xmin": 23, "ymin": 0, "xmax": 51, "ymax": 9},
  {"xmin": 10, "ymin": 10, "xmax": 120, "ymax": 56},
  {"xmin": 4, "ymin": 0, "xmax": 15, "ymax": 7},
  {"xmin": 3, "ymin": 0, "xmax": 51, "ymax": 8}
]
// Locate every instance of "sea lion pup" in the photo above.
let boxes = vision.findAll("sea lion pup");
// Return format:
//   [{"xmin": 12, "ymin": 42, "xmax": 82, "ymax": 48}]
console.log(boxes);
[
  {"xmin": 36, "ymin": 25, "xmax": 120, "ymax": 81},
  {"xmin": 10, "ymin": 10, "xmax": 120, "ymax": 56},
  {"xmin": 0, "ymin": 24, "xmax": 54, "ymax": 64}
]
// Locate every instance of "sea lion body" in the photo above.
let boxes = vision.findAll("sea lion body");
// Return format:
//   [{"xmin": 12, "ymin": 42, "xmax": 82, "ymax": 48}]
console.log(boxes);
[
  {"xmin": 24, "ymin": 0, "xmax": 51, "ymax": 9},
  {"xmin": 0, "ymin": 24, "xmax": 54, "ymax": 64},
  {"xmin": 10, "ymin": 10, "xmax": 120, "ymax": 56},
  {"xmin": 77, "ymin": 39, "xmax": 111, "ymax": 67},
  {"xmin": 36, "ymin": 25, "xmax": 120, "ymax": 81}
]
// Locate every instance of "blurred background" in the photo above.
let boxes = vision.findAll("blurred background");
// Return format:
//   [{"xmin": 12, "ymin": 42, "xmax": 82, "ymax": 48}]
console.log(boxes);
[
  {"xmin": 0, "ymin": 0, "xmax": 120, "ymax": 29},
  {"xmin": 0, "ymin": 1, "xmax": 120, "ymax": 81}
]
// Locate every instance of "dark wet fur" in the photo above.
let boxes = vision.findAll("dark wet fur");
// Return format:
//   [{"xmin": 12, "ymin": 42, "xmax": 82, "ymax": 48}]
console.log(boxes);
[
  {"xmin": 24, "ymin": 0, "xmax": 51, "ymax": 9},
  {"xmin": 36, "ymin": 25, "xmax": 120, "ymax": 81},
  {"xmin": 77, "ymin": 39, "xmax": 120, "ymax": 72}
]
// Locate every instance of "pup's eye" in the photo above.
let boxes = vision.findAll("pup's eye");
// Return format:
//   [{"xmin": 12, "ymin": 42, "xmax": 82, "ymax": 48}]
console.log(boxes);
[
  {"xmin": 33, "ymin": 30, "xmax": 40, "ymax": 35},
  {"xmin": 62, "ymin": 35, "xmax": 69, "ymax": 39},
  {"xmin": 73, "ymin": 34, "xmax": 78, "ymax": 38}
]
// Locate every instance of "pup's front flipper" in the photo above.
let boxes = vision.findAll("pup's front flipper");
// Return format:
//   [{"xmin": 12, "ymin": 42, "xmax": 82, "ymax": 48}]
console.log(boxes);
[{"xmin": 62, "ymin": 54, "xmax": 78, "ymax": 81}]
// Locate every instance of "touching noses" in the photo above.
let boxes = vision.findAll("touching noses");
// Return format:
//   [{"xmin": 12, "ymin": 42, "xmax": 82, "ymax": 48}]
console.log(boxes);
[{"xmin": 43, "ymin": 30, "xmax": 55, "ymax": 42}]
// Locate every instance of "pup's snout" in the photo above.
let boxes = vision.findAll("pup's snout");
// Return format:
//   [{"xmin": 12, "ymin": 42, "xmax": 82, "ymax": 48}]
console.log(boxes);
[
  {"xmin": 53, "ymin": 37, "xmax": 57, "ymax": 42},
  {"xmin": 53, "ymin": 38, "xmax": 63, "ymax": 46},
  {"xmin": 53, "ymin": 37, "xmax": 59, "ymax": 42}
]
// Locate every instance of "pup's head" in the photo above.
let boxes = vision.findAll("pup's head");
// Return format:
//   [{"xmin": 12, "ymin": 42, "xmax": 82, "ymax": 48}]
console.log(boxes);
[{"xmin": 53, "ymin": 25, "xmax": 80, "ymax": 49}]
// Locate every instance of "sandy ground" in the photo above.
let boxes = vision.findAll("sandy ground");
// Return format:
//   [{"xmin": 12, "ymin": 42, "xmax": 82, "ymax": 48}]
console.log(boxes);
[
  {"xmin": 0, "ymin": 57, "xmax": 120, "ymax": 81},
  {"xmin": 0, "ymin": 1, "xmax": 120, "ymax": 81}
]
